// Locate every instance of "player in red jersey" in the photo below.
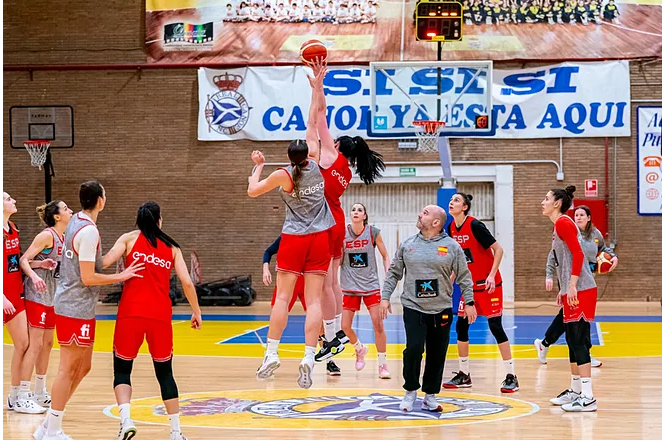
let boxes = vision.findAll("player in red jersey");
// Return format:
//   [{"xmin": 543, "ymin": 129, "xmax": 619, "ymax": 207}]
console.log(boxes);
[
  {"xmin": 102, "ymin": 201, "xmax": 202, "ymax": 440},
  {"xmin": 3, "ymin": 192, "xmax": 49, "ymax": 415},
  {"xmin": 442, "ymin": 193, "xmax": 519, "ymax": 393},
  {"xmin": 19, "ymin": 200, "xmax": 73, "ymax": 408},
  {"xmin": 306, "ymin": 59, "xmax": 386, "ymax": 365}
]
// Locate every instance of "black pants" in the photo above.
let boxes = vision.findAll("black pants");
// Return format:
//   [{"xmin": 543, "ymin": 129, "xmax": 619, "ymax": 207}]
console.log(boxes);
[
  {"xmin": 544, "ymin": 308, "xmax": 592, "ymax": 351},
  {"xmin": 566, "ymin": 319, "xmax": 592, "ymax": 366},
  {"xmin": 402, "ymin": 307, "xmax": 453, "ymax": 394}
]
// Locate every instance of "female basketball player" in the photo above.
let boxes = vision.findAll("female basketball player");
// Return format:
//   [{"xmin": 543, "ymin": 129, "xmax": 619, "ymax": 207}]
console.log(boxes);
[
  {"xmin": 340, "ymin": 203, "xmax": 391, "ymax": 379},
  {"xmin": 19, "ymin": 200, "xmax": 73, "ymax": 408},
  {"xmin": 306, "ymin": 58, "xmax": 386, "ymax": 364},
  {"xmin": 101, "ymin": 201, "xmax": 202, "ymax": 441},
  {"xmin": 248, "ymin": 75, "xmax": 335, "ymax": 388},
  {"xmin": 535, "ymin": 204, "xmax": 618, "ymax": 367},
  {"xmin": 442, "ymin": 193, "xmax": 519, "ymax": 393},
  {"xmin": 542, "ymin": 186, "xmax": 598, "ymax": 412},
  {"xmin": 39, "ymin": 181, "xmax": 145, "ymax": 440},
  {"xmin": 4, "ymin": 192, "xmax": 48, "ymax": 415}
]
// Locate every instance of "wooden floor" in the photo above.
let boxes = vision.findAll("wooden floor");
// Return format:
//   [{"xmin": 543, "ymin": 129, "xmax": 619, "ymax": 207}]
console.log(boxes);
[
  {"xmin": 4, "ymin": 302, "xmax": 662, "ymax": 439},
  {"xmin": 146, "ymin": 1, "xmax": 662, "ymax": 63}
]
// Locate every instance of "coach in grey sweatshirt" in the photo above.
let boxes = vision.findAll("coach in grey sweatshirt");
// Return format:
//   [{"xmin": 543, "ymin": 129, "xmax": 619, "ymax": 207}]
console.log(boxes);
[{"xmin": 380, "ymin": 205, "xmax": 476, "ymax": 413}]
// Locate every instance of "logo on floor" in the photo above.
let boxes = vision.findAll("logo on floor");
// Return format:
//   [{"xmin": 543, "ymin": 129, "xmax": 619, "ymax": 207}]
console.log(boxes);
[{"xmin": 103, "ymin": 389, "xmax": 538, "ymax": 429}]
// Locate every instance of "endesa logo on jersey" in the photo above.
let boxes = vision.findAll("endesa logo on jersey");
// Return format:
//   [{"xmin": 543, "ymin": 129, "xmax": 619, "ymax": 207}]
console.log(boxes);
[
  {"xmin": 331, "ymin": 169, "xmax": 349, "ymax": 189},
  {"xmin": 132, "ymin": 251, "xmax": 172, "ymax": 269},
  {"xmin": 293, "ymin": 181, "xmax": 325, "ymax": 198}
]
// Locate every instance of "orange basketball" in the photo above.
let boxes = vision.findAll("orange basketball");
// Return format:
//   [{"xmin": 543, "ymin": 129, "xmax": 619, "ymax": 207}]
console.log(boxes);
[
  {"xmin": 299, "ymin": 39, "xmax": 327, "ymax": 66},
  {"xmin": 596, "ymin": 252, "xmax": 613, "ymax": 274}
]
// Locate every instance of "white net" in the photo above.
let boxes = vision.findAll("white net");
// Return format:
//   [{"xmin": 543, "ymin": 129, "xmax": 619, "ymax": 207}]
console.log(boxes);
[
  {"xmin": 413, "ymin": 121, "xmax": 445, "ymax": 153},
  {"xmin": 24, "ymin": 141, "xmax": 50, "ymax": 170}
]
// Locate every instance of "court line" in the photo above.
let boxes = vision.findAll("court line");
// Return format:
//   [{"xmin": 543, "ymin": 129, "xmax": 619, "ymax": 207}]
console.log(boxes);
[
  {"xmin": 595, "ymin": 322, "xmax": 605, "ymax": 346},
  {"xmin": 602, "ymin": 21, "xmax": 662, "ymax": 38},
  {"xmin": 215, "ymin": 325, "xmax": 269, "ymax": 345}
]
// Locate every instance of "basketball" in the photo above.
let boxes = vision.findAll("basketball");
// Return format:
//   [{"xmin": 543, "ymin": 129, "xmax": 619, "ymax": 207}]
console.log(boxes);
[
  {"xmin": 299, "ymin": 39, "xmax": 327, "ymax": 66},
  {"xmin": 597, "ymin": 252, "xmax": 614, "ymax": 274}
]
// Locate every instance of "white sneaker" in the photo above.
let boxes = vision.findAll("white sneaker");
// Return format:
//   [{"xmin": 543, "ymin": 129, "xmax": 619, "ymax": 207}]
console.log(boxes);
[
  {"xmin": 14, "ymin": 398, "xmax": 47, "ymax": 414},
  {"xmin": 256, "ymin": 353, "xmax": 281, "ymax": 379},
  {"xmin": 399, "ymin": 390, "xmax": 417, "ymax": 412},
  {"xmin": 561, "ymin": 395, "xmax": 598, "ymax": 412},
  {"xmin": 550, "ymin": 389, "xmax": 580, "ymax": 406},
  {"xmin": 170, "ymin": 431, "xmax": 187, "ymax": 440},
  {"xmin": 33, "ymin": 391, "xmax": 51, "ymax": 408},
  {"xmin": 297, "ymin": 356, "xmax": 314, "ymax": 389},
  {"xmin": 421, "ymin": 394, "xmax": 443, "ymax": 412},
  {"xmin": 33, "ymin": 418, "xmax": 47, "ymax": 440},
  {"xmin": 7, "ymin": 394, "xmax": 16, "ymax": 411},
  {"xmin": 117, "ymin": 418, "xmax": 137, "ymax": 440},
  {"xmin": 42, "ymin": 432, "xmax": 72, "ymax": 440},
  {"xmin": 534, "ymin": 339, "xmax": 549, "ymax": 364},
  {"xmin": 590, "ymin": 356, "xmax": 602, "ymax": 368}
]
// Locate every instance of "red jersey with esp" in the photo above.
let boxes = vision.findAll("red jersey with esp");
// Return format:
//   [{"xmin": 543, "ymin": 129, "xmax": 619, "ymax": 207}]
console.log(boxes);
[
  {"xmin": 4, "ymin": 222, "xmax": 23, "ymax": 300},
  {"xmin": 320, "ymin": 153, "xmax": 352, "ymax": 223},
  {"xmin": 449, "ymin": 216, "xmax": 502, "ymax": 292},
  {"xmin": 118, "ymin": 233, "xmax": 174, "ymax": 322}
]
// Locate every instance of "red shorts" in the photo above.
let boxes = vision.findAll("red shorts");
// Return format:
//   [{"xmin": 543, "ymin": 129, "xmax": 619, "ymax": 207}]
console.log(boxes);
[
  {"xmin": 563, "ymin": 287, "xmax": 598, "ymax": 323},
  {"xmin": 276, "ymin": 231, "xmax": 331, "ymax": 276},
  {"xmin": 113, "ymin": 317, "xmax": 173, "ymax": 362},
  {"xmin": 25, "ymin": 300, "xmax": 56, "ymax": 329},
  {"xmin": 328, "ymin": 223, "xmax": 345, "ymax": 260},
  {"xmin": 458, "ymin": 285, "xmax": 504, "ymax": 319},
  {"xmin": 342, "ymin": 293, "xmax": 382, "ymax": 312},
  {"xmin": 271, "ymin": 276, "xmax": 306, "ymax": 312},
  {"xmin": 3, "ymin": 294, "xmax": 25, "ymax": 325},
  {"xmin": 55, "ymin": 315, "xmax": 96, "ymax": 347}
]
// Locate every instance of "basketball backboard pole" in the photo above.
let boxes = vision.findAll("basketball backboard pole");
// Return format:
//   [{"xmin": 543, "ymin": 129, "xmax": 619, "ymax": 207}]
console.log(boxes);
[{"xmin": 44, "ymin": 151, "xmax": 54, "ymax": 203}]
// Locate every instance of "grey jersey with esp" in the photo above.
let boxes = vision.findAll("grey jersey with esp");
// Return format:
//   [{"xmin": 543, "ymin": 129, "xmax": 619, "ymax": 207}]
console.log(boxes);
[
  {"xmin": 24, "ymin": 228, "xmax": 64, "ymax": 307},
  {"xmin": 340, "ymin": 225, "xmax": 381, "ymax": 296},
  {"xmin": 54, "ymin": 213, "xmax": 103, "ymax": 320},
  {"xmin": 550, "ymin": 215, "xmax": 596, "ymax": 294},
  {"xmin": 279, "ymin": 159, "xmax": 335, "ymax": 235}
]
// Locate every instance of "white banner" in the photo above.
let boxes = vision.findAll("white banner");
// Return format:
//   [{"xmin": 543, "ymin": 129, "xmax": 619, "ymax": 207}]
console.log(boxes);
[
  {"xmin": 637, "ymin": 106, "xmax": 662, "ymax": 216},
  {"xmin": 198, "ymin": 61, "xmax": 630, "ymax": 141}
]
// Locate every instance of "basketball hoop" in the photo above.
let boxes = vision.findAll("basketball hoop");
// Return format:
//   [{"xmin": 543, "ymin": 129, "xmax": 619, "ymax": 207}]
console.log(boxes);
[
  {"xmin": 23, "ymin": 140, "xmax": 50, "ymax": 170},
  {"xmin": 413, "ymin": 121, "xmax": 445, "ymax": 153}
]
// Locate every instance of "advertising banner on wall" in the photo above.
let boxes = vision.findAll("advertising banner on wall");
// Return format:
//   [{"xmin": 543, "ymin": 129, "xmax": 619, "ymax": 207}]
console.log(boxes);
[{"xmin": 637, "ymin": 106, "xmax": 662, "ymax": 216}]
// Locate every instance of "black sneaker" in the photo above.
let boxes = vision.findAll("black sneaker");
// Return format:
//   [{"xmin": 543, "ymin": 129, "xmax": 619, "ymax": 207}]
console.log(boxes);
[
  {"xmin": 326, "ymin": 360, "xmax": 341, "ymax": 376},
  {"xmin": 335, "ymin": 329, "xmax": 350, "ymax": 345},
  {"xmin": 315, "ymin": 337, "xmax": 346, "ymax": 362},
  {"xmin": 500, "ymin": 373, "xmax": 520, "ymax": 393},
  {"xmin": 442, "ymin": 371, "xmax": 473, "ymax": 389}
]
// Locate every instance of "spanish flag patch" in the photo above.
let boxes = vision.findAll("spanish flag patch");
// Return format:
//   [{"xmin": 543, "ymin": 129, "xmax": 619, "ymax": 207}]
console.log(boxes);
[
  {"xmin": 594, "ymin": 238, "xmax": 599, "ymax": 243},
  {"xmin": 442, "ymin": 314, "xmax": 449, "ymax": 320},
  {"xmin": 491, "ymin": 298, "xmax": 499, "ymax": 302},
  {"xmin": 438, "ymin": 246, "xmax": 448, "ymax": 256}
]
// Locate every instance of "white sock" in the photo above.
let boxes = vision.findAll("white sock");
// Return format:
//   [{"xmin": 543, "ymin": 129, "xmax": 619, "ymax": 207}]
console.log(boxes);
[
  {"xmin": 169, "ymin": 413, "xmax": 181, "ymax": 432},
  {"xmin": 304, "ymin": 346, "xmax": 316, "ymax": 360},
  {"xmin": 503, "ymin": 359, "xmax": 515, "ymax": 375},
  {"xmin": 266, "ymin": 338, "xmax": 279, "ymax": 355},
  {"xmin": 119, "ymin": 403, "xmax": 131, "ymax": 422},
  {"xmin": 378, "ymin": 353, "xmax": 387, "ymax": 365},
  {"xmin": 459, "ymin": 357, "xmax": 470, "ymax": 374},
  {"xmin": 353, "ymin": 340, "xmax": 363, "ymax": 352},
  {"xmin": 19, "ymin": 381, "xmax": 30, "ymax": 398},
  {"xmin": 334, "ymin": 314, "xmax": 342, "ymax": 334},
  {"xmin": 571, "ymin": 375, "xmax": 581, "ymax": 393},
  {"xmin": 581, "ymin": 377, "xmax": 593, "ymax": 399},
  {"xmin": 324, "ymin": 319, "xmax": 335, "ymax": 339},
  {"xmin": 10, "ymin": 385, "xmax": 19, "ymax": 401},
  {"xmin": 46, "ymin": 409, "xmax": 64, "ymax": 436},
  {"xmin": 35, "ymin": 374, "xmax": 47, "ymax": 393}
]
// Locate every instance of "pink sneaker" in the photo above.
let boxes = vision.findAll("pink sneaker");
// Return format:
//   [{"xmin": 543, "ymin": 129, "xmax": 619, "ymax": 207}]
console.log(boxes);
[
  {"xmin": 379, "ymin": 364, "xmax": 391, "ymax": 379},
  {"xmin": 355, "ymin": 345, "xmax": 368, "ymax": 371}
]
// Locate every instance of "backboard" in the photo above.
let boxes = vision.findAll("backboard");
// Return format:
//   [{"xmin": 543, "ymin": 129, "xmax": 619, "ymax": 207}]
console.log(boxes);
[
  {"xmin": 368, "ymin": 61, "xmax": 494, "ymax": 138},
  {"xmin": 9, "ymin": 106, "xmax": 74, "ymax": 148}
]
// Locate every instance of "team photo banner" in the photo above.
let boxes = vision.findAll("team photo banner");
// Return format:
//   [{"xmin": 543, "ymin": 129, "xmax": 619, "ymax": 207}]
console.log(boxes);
[{"xmin": 198, "ymin": 61, "xmax": 630, "ymax": 141}]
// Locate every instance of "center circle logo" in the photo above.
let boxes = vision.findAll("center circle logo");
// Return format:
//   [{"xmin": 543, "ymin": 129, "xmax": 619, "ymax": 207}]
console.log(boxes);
[{"xmin": 103, "ymin": 389, "xmax": 538, "ymax": 429}]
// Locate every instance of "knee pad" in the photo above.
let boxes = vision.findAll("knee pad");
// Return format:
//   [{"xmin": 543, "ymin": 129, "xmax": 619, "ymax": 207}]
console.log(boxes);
[
  {"xmin": 113, "ymin": 354, "xmax": 133, "ymax": 388},
  {"xmin": 487, "ymin": 316, "xmax": 509, "ymax": 344},
  {"xmin": 566, "ymin": 323, "xmax": 591, "ymax": 366},
  {"xmin": 153, "ymin": 358, "xmax": 179, "ymax": 401},
  {"xmin": 456, "ymin": 316, "xmax": 470, "ymax": 342}
]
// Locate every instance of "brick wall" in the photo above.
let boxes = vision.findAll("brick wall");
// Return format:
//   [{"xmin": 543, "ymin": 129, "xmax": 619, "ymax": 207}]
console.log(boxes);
[{"xmin": 3, "ymin": 0, "xmax": 662, "ymax": 301}]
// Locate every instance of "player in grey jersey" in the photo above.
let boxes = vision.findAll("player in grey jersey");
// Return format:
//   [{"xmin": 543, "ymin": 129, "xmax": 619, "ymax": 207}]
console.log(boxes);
[
  {"xmin": 19, "ymin": 200, "xmax": 73, "ymax": 408},
  {"xmin": 339, "ymin": 203, "xmax": 391, "ymax": 379}
]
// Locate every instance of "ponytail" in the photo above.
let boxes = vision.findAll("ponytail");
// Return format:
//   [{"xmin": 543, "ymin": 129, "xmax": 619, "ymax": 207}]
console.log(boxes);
[
  {"xmin": 337, "ymin": 136, "xmax": 385, "ymax": 185},
  {"xmin": 136, "ymin": 201, "xmax": 180, "ymax": 249},
  {"xmin": 36, "ymin": 200, "xmax": 62, "ymax": 227},
  {"xmin": 287, "ymin": 139, "xmax": 309, "ymax": 201},
  {"xmin": 291, "ymin": 162, "xmax": 304, "ymax": 200}
]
